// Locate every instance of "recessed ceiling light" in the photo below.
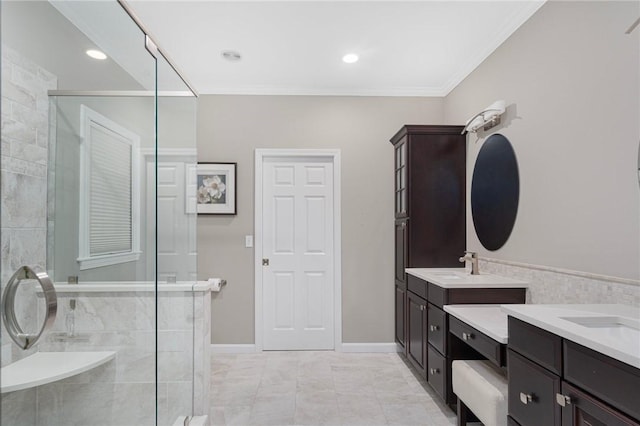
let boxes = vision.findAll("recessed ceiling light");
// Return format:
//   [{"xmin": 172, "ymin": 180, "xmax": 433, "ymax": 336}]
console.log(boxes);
[
  {"xmin": 342, "ymin": 53, "xmax": 359, "ymax": 64},
  {"xmin": 222, "ymin": 50, "xmax": 242, "ymax": 62},
  {"xmin": 86, "ymin": 49, "xmax": 107, "ymax": 60}
]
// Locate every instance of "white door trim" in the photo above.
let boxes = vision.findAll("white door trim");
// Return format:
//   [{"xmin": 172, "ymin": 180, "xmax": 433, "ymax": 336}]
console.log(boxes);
[{"xmin": 255, "ymin": 149, "xmax": 342, "ymax": 352}]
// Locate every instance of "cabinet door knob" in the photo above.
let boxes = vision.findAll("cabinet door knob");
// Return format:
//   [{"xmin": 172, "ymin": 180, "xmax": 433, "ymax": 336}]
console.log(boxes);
[
  {"xmin": 420, "ymin": 305, "xmax": 425, "ymax": 311},
  {"xmin": 462, "ymin": 332, "xmax": 474, "ymax": 341},
  {"xmin": 429, "ymin": 368, "xmax": 440, "ymax": 375},
  {"xmin": 556, "ymin": 393, "xmax": 572, "ymax": 407},
  {"xmin": 520, "ymin": 392, "xmax": 533, "ymax": 405},
  {"xmin": 429, "ymin": 325, "xmax": 440, "ymax": 332}
]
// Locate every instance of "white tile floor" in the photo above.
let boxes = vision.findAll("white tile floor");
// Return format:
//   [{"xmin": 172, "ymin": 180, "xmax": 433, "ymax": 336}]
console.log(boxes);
[{"xmin": 210, "ymin": 351, "xmax": 459, "ymax": 426}]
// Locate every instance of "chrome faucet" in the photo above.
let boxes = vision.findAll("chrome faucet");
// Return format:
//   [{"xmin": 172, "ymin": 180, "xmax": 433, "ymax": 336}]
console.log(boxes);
[{"xmin": 459, "ymin": 251, "xmax": 479, "ymax": 275}]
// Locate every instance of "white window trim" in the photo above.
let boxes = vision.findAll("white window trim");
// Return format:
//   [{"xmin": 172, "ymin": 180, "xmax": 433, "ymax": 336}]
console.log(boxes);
[{"xmin": 77, "ymin": 105, "xmax": 141, "ymax": 270}]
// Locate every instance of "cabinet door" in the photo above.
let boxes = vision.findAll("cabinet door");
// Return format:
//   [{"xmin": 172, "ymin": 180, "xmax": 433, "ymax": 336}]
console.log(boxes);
[
  {"xmin": 407, "ymin": 291, "xmax": 427, "ymax": 375},
  {"xmin": 394, "ymin": 141, "xmax": 407, "ymax": 217},
  {"xmin": 395, "ymin": 219, "xmax": 408, "ymax": 284},
  {"xmin": 395, "ymin": 285, "xmax": 406, "ymax": 350},
  {"xmin": 559, "ymin": 381, "xmax": 640, "ymax": 426},
  {"xmin": 508, "ymin": 349, "xmax": 561, "ymax": 426}
]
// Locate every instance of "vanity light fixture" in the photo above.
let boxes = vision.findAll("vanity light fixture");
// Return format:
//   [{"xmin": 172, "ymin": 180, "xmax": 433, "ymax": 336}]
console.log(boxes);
[
  {"xmin": 461, "ymin": 100, "xmax": 506, "ymax": 134},
  {"xmin": 342, "ymin": 53, "xmax": 359, "ymax": 64},
  {"xmin": 86, "ymin": 49, "xmax": 107, "ymax": 60}
]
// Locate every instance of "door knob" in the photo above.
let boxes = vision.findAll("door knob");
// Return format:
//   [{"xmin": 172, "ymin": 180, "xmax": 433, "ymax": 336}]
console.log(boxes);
[{"xmin": 262, "ymin": 258, "xmax": 269, "ymax": 266}]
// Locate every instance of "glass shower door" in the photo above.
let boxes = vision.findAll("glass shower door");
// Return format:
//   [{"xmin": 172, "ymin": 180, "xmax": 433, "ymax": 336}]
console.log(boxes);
[{"xmin": 1, "ymin": 1, "xmax": 197, "ymax": 424}]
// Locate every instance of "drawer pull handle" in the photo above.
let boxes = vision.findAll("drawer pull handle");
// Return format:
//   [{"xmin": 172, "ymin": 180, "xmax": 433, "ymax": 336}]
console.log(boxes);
[
  {"xmin": 556, "ymin": 394, "xmax": 572, "ymax": 407},
  {"xmin": 429, "ymin": 368, "xmax": 440, "ymax": 375},
  {"xmin": 429, "ymin": 325, "xmax": 440, "ymax": 332},
  {"xmin": 520, "ymin": 392, "xmax": 533, "ymax": 405},
  {"xmin": 462, "ymin": 332, "xmax": 474, "ymax": 341}
]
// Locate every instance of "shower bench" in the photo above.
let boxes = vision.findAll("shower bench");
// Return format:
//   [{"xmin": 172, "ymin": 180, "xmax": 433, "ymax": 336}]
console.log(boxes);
[{"xmin": 1, "ymin": 351, "xmax": 116, "ymax": 393}]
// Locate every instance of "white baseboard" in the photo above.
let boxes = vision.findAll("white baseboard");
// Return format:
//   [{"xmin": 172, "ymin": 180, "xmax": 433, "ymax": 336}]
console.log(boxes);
[
  {"xmin": 211, "ymin": 343, "xmax": 400, "ymax": 354},
  {"xmin": 341, "ymin": 343, "xmax": 401, "ymax": 353},
  {"xmin": 211, "ymin": 344, "xmax": 256, "ymax": 354}
]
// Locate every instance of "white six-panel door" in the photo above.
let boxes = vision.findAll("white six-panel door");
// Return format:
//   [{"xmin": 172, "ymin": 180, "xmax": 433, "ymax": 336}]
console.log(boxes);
[
  {"xmin": 146, "ymin": 160, "xmax": 197, "ymax": 282},
  {"xmin": 261, "ymin": 156, "xmax": 335, "ymax": 350}
]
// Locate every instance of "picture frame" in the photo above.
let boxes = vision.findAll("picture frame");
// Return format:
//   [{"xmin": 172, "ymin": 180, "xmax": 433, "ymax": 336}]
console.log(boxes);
[{"xmin": 196, "ymin": 162, "xmax": 237, "ymax": 215}]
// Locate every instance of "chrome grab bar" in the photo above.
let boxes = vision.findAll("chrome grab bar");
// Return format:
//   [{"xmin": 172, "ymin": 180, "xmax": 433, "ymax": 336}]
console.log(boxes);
[{"xmin": 2, "ymin": 266, "xmax": 57, "ymax": 350}]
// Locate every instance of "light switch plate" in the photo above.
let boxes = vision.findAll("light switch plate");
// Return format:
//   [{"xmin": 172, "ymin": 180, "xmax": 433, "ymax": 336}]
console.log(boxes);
[{"xmin": 245, "ymin": 235, "xmax": 253, "ymax": 248}]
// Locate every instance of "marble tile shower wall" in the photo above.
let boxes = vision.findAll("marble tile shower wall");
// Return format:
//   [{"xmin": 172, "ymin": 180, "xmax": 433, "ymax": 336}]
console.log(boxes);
[
  {"xmin": 12, "ymin": 288, "xmax": 211, "ymax": 426},
  {"xmin": 1, "ymin": 44, "xmax": 56, "ymax": 426},
  {"xmin": 479, "ymin": 259, "xmax": 640, "ymax": 306},
  {"xmin": 1, "ymin": 45, "xmax": 57, "ymax": 367}
]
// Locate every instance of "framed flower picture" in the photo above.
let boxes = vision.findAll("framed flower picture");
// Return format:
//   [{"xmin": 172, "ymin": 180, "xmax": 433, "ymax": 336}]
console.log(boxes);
[{"xmin": 196, "ymin": 162, "xmax": 237, "ymax": 215}]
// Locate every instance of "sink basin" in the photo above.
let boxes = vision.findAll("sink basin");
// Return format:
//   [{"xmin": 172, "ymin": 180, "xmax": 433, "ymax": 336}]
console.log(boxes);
[
  {"xmin": 561, "ymin": 316, "xmax": 639, "ymax": 329},
  {"xmin": 429, "ymin": 272, "xmax": 462, "ymax": 280},
  {"xmin": 560, "ymin": 316, "xmax": 640, "ymax": 341}
]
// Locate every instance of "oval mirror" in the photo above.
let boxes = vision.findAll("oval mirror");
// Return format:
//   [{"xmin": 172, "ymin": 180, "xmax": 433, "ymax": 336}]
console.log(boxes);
[{"xmin": 471, "ymin": 134, "xmax": 519, "ymax": 251}]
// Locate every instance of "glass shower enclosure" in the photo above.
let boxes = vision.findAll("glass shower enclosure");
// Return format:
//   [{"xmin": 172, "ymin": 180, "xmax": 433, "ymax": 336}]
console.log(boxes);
[{"xmin": 1, "ymin": 1, "xmax": 202, "ymax": 425}]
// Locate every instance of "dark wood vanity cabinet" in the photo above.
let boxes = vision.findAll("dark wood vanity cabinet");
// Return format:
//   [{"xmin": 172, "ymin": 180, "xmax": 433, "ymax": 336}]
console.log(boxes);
[
  {"xmin": 390, "ymin": 125, "xmax": 466, "ymax": 353},
  {"xmin": 507, "ymin": 317, "xmax": 640, "ymax": 426},
  {"xmin": 405, "ymin": 274, "xmax": 526, "ymax": 406}
]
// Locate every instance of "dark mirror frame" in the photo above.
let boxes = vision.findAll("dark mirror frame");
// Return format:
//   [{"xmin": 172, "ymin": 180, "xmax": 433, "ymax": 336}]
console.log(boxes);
[{"xmin": 471, "ymin": 133, "xmax": 519, "ymax": 251}]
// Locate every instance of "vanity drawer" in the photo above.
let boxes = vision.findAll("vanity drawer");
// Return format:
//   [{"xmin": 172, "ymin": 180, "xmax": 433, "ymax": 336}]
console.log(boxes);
[
  {"xmin": 427, "ymin": 346, "xmax": 452, "ymax": 403},
  {"xmin": 407, "ymin": 274, "xmax": 427, "ymax": 299},
  {"xmin": 428, "ymin": 283, "xmax": 446, "ymax": 308},
  {"xmin": 508, "ymin": 349, "xmax": 561, "ymax": 426},
  {"xmin": 564, "ymin": 340, "xmax": 640, "ymax": 421},
  {"xmin": 427, "ymin": 304, "xmax": 447, "ymax": 354},
  {"xmin": 508, "ymin": 316, "xmax": 562, "ymax": 375},
  {"xmin": 449, "ymin": 315, "xmax": 505, "ymax": 367},
  {"xmin": 428, "ymin": 284, "xmax": 526, "ymax": 309}
]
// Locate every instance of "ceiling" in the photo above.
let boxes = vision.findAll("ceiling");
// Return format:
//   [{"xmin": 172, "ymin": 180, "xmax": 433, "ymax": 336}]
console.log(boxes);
[
  {"xmin": 127, "ymin": 0, "xmax": 545, "ymax": 97},
  {"xmin": 2, "ymin": 1, "xmax": 144, "ymax": 91}
]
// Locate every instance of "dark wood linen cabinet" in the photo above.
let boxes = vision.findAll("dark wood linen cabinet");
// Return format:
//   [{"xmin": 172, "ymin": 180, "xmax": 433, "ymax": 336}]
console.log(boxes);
[{"xmin": 390, "ymin": 125, "xmax": 466, "ymax": 354}]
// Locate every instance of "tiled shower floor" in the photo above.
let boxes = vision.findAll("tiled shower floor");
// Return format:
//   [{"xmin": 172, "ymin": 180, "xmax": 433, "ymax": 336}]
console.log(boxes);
[{"xmin": 210, "ymin": 351, "xmax": 458, "ymax": 426}]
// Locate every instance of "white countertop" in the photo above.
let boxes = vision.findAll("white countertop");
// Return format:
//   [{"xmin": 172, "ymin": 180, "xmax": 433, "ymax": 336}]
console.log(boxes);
[
  {"xmin": 1, "ymin": 351, "xmax": 116, "ymax": 393},
  {"xmin": 406, "ymin": 268, "xmax": 529, "ymax": 288},
  {"xmin": 501, "ymin": 304, "xmax": 640, "ymax": 369},
  {"xmin": 444, "ymin": 304, "xmax": 509, "ymax": 343}
]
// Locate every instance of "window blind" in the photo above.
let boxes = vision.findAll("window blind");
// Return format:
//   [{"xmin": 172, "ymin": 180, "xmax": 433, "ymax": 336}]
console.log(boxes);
[{"xmin": 88, "ymin": 124, "xmax": 133, "ymax": 256}]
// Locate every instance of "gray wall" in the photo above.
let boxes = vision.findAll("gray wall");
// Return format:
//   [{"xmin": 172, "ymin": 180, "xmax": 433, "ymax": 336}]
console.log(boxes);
[
  {"xmin": 201, "ymin": 1, "xmax": 640, "ymax": 345},
  {"xmin": 197, "ymin": 95, "xmax": 443, "ymax": 344},
  {"xmin": 443, "ymin": 0, "xmax": 640, "ymax": 281}
]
